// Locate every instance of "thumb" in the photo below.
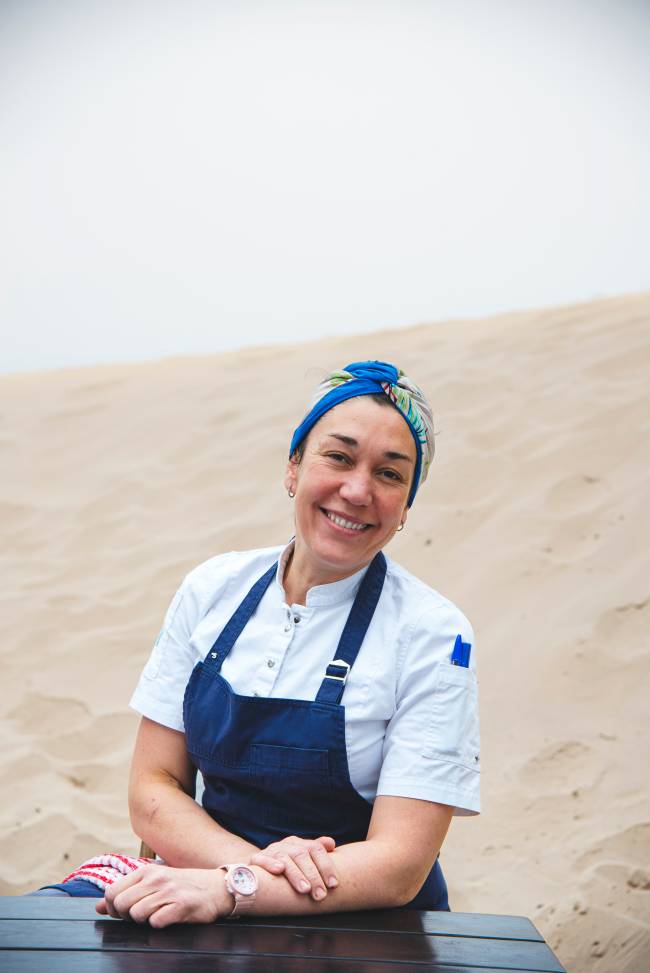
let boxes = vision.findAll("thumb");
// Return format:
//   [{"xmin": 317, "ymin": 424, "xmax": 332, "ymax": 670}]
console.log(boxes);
[{"xmin": 95, "ymin": 898, "xmax": 108, "ymax": 914}]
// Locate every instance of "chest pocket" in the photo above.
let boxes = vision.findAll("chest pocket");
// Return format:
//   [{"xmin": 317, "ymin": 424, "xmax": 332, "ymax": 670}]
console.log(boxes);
[
  {"xmin": 250, "ymin": 743, "xmax": 330, "ymax": 776},
  {"xmin": 422, "ymin": 663, "xmax": 480, "ymax": 771}
]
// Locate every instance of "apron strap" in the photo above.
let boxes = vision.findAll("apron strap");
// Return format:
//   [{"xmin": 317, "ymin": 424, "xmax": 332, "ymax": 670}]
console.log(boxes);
[
  {"xmin": 204, "ymin": 562, "xmax": 277, "ymax": 671},
  {"xmin": 315, "ymin": 551, "xmax": 387, "ymax": 705}
]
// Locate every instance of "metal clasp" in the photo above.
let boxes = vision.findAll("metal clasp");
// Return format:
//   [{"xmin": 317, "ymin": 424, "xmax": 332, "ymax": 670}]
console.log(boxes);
[{"xmin": 324, "ymin": 659, "xmax": 351, "ymax": 684}]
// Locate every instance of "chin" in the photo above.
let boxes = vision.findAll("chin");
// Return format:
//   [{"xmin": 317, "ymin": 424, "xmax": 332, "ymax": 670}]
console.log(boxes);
[{"xmin": 311, "ymin": 541, "xmax": 374, "ymax": 575}]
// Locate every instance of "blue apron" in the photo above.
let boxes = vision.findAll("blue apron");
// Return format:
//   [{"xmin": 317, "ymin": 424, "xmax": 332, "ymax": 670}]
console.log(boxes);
[{"xmin": 183, "ymin": 550, "xmax": 449, "ymax": 910}]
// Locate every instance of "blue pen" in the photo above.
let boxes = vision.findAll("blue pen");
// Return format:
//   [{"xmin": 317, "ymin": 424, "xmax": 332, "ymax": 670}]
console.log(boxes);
[{"xmin": 451, "ymin": 634, "xmax": 471, "ymax": 667}]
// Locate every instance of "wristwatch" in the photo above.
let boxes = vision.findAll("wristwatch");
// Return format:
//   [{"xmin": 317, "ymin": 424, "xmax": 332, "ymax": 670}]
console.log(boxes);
[{"xmin": 219, "ymin": 864, "xmax": 258, "ymax": 917}]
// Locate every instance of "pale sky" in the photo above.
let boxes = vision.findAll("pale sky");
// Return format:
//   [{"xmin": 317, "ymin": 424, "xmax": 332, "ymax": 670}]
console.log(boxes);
[{"xmin": 1, "ymin": 0, "xmax": 649, "ymax": 373}]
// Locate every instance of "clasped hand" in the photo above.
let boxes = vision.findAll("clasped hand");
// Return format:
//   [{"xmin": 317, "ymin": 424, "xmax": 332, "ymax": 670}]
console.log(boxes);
[
  {"xmin": 250, "ymin": 833, "xmax": 338, "ymax": 900},
  {"xmin": 96, "ymin": 834, "xmax": 338, "ymax": 926}
]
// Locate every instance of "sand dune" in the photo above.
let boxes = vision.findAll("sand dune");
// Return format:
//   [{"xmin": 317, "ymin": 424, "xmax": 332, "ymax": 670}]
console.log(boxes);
[{"xmin": 2, "ymin": 293, "xmax": 649, "ymax": 972}]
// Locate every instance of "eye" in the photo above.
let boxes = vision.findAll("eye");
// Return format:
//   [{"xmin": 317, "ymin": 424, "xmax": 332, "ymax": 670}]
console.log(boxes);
[
  {"xmin": 378, "ymin": 468, "xmax": 405, "ymax": 483},
  {"xmin": 325, "ymin": 451, "xmax": 350, "ymax": 464}
]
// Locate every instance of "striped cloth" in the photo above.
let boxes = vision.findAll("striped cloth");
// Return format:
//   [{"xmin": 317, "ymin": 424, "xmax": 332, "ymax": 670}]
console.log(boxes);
[{"xmin": 60, "ymin": 854, "xmax": 155, "ymax": 892}]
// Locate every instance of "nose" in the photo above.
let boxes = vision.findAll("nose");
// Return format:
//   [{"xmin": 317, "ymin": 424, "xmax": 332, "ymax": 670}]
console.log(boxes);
[{"xmin": 339, "ymin": 468, "xmax": 373, "ymax": 506}]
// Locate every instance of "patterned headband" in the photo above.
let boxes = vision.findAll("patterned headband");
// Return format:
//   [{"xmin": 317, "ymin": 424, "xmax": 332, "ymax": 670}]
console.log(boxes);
[{"xmin": 289, "ymin": 360, "xmax": 434, "ymax": 507}]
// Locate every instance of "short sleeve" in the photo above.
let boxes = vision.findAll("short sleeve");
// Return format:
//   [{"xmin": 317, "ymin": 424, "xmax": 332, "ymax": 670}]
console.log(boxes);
[
  {"xmin": 129, "ymin": 576, "xmax": 202, "ymax": 732},
  {"xmin": 376, "ymin": 602, "xmax": 481, "ymax": 815}
]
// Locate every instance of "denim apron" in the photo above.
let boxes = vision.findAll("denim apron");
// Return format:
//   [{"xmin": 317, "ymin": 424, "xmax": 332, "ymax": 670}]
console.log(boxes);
[{"xmin": 183, "ymin": 551, "xmax": 449, "ymax": 910}]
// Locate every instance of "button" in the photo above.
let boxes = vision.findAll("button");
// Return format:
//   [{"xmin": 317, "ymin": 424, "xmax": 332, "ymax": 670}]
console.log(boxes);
[
  {"xmin": 267, "ymin": 659, "xmax": 276, "ymax": 668},
  {"xmin": 253, "ymin": 691, "xmax": 260, "ymax": 697},
  {"xmin": 284, "ymin": 623, "xmax": 291, "ymax": 632},
  {"xmin": 293, "ymin": 616, "xmax": 300, "ymax": 624}
]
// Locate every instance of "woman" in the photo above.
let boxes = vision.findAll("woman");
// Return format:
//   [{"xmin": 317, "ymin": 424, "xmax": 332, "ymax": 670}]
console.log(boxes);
[{"xmin": 42, "ymin": 360, "xmax": 480, "ymax": 925}]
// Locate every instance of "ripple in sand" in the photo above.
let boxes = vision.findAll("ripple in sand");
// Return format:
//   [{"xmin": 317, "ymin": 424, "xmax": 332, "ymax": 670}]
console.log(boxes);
[
  {"xmin": 7, "ymin": 693, "xmax": 92, "ymax": 736},
  {"xmin": 543, "ymin": 473, "xmax": 606, "ymax": 515},
  {"xmin": 39, "ymin": 712, "xmax": 136, "ymax": 762},
  {"xmin": 518, "ymin": 740, "xmax": 604, "ymax": 794},
  {"xmin": 575, "ymin": 822, "xmax": 650, "ymax": 872}
]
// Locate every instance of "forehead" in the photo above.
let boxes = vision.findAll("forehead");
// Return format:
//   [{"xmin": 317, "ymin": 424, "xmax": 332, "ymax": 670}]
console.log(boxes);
[{"xmin": 312, "ymin": 396, "xmax": 416, "ymax": 458}]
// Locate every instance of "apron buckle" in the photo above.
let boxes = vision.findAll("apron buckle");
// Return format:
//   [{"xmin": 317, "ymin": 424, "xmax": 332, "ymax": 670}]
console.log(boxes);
[{"xmin": 324, "ymin": 659, "xmax": 351, "ymax": 684}]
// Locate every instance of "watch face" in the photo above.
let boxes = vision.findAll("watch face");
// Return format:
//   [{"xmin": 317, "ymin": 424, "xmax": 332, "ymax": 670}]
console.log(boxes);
[{"xmin": 232, "ymin": 866, "xmax": 256, "ymax": 895}]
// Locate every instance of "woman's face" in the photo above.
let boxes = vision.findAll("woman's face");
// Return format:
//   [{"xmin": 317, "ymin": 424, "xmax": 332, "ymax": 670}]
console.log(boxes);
[{"xmin": 285, "ymin": 396, "xmax": 416, "ymax": 584}]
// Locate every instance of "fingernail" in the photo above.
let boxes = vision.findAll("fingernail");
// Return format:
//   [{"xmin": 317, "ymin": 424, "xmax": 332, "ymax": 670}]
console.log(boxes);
[
  {"xmin": 327, "ymin": 877, "xmax": 338, "ymax": 888},
  {"xmin": 300, "ymin": 881, "xmax": 310, "ymax": 892},
  {"xmin": 313, "ymin": 887, "xmax": 325, "ymax": 900}
]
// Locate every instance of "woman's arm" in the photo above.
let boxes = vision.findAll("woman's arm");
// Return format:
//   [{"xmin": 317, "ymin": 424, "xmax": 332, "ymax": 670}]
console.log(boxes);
[
  {"xmin": 130, "ymin": 717, "xmax": 337, "ymax": 894},
  {"xmin": 101, "ymin": 795, "xmax": 453, "ymax": 924},
  {"xmin": 129, "ymin": 716, "xmax": 259, "ymax": 867},
  {"xmin": 248, "ymin": 795, "xmax": 453, "ymax": 913}
]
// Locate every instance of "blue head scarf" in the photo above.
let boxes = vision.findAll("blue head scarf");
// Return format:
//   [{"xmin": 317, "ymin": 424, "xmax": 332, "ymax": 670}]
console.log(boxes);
[{"xmin": 289, "ymin": 360, "xmax": 434, "ymax": 507}]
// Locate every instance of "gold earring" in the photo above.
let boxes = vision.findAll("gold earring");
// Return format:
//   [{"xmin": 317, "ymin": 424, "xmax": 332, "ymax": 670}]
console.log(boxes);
[
  {"xmin": 288, "ymin": 489, "xmax": 295, "ymax": 499},
  {"xmin": 397, "ymin": 522, "xmax": 404, "ymax": 531}
]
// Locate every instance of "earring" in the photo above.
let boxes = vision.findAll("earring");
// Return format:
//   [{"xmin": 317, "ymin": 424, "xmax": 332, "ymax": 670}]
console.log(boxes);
[
  {"xmin": 288, "ymin": 489, "xmax": 295, "ymax": 499},
  {"xmin": 397, "ymin": 522, "xmax": 404, "ymax": 531}
]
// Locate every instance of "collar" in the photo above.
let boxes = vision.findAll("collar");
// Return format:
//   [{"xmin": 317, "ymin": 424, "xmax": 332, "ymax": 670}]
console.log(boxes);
[{"xmin": 275, "ymin": 539, "xmax": 371, "ymax": 608}]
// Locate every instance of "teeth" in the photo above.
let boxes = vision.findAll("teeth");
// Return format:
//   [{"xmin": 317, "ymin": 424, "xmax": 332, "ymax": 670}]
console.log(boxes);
[{"xmin": 326, "ymin": 511, "xmax": 367, "ymax": 531}]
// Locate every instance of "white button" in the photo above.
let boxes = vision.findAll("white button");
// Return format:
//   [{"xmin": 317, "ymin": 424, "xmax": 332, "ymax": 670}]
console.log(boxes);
[
  {"xmin": 284, "ymin": 623, "xmax": 291, "ymax": 632},
  {"xmin": 267, "ymin": 659, "xmax": 275, "ymax": 668}
]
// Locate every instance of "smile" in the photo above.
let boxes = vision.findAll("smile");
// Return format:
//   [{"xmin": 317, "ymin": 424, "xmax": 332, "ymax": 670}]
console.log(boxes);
[{"xmin": 322, "ymin": 509, "xmax": 371, "ymax": 531}]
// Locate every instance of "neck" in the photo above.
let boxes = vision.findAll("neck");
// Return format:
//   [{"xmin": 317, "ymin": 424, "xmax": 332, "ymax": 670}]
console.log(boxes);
[{"xmin": 282, "ymin": 542, "xmax": 368, "ymax": 607}]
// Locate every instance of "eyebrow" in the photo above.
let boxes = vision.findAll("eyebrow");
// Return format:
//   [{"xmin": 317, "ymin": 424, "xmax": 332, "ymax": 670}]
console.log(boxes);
[{"xmin": 325, "ymin": 433, "xmax": 414, "ymax": 464}]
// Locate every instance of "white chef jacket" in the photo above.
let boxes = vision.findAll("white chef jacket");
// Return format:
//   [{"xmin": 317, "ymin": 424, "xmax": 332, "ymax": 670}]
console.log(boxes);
[{"xmin": 130, "ymin": 543, "xmax": 481, "ymax": 815}]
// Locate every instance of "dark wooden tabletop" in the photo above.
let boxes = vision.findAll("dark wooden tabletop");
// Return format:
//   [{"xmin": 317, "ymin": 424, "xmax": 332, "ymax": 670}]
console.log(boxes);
[{"xmin": 0, "ymin": 897, "xmax": 566, "ymax": 972}]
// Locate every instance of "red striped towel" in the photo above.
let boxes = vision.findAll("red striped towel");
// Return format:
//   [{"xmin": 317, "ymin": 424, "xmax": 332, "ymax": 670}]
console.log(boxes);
[{"xmin": 61, "ymin": 854, "xmax": 156, "ymax": 892}]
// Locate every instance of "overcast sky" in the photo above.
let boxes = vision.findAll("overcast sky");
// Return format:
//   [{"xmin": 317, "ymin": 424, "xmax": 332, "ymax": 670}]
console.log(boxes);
[{"xmin": 1, "ymin": 0, "xmax": 649, "ymax": 374}]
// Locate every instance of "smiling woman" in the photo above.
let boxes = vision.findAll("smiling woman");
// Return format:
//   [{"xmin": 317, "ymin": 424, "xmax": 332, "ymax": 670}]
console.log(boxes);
[
  {"xmin": 283, "ymin": 396, "xmax": 415, "ymax": 601},
  {"xmin": 35, "ymin": 360, "xmax": 480, "ymax": 929}
]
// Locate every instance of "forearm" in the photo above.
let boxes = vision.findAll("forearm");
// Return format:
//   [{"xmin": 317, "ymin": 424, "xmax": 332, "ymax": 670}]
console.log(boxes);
[
  {"xmin": 223, "ymin": 838, "xmax": 425, "ymax": 916},
  {"xmin": 130, "ymin": 779, "xmax": 258, "ymax": 868},
  {"xmin": 100, "ymin": 799, "xmax": 453, "ymax": 926}
]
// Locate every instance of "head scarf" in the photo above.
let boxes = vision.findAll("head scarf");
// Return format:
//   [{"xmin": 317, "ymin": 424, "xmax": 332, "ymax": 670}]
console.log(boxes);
[{"xmin": 289, "ymin": 360, "xmax": 434, "ymax": 507}]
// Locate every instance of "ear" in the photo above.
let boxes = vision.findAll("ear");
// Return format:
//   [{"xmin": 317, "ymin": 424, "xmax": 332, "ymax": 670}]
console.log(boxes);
[
  {"xmin": 400, "ymin": 507, "xmax": 409, "ymax": 530},
  {"xmin": 284, "ymin": 456, "xmax": 299, "ymax": 495}
]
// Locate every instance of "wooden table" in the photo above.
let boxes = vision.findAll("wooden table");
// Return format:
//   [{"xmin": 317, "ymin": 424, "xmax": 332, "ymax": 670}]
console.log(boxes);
[{"xmin": 0, "ymin": 897, "xmax": 566, "ymax": 971}]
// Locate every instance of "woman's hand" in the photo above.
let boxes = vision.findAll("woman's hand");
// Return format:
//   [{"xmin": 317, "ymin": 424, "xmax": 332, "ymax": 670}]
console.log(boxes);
[
  {"xmin": 250, "ymin": 835, "xmax": 338, "ymax": 901},
  {"xmin": 96, "ymin": 863, "xmax": 229, "ymax": 928}
]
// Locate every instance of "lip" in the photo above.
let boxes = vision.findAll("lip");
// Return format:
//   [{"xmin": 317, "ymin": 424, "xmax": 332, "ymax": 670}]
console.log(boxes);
[{"xmin": 320, "ymin": 507, "xmax": 373, "ymax": 532}]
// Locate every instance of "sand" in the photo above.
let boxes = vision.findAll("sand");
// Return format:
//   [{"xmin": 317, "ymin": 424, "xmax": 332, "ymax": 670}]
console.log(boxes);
[{"xmin": 1, "ymin": 292, "xmax": 649, "ymax": 971}]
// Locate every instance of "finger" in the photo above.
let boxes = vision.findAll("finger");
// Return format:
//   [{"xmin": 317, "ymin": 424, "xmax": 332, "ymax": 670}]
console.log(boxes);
[
  {"xmin": 316, "ymin": 836, "xmax": 336, "ymax": 852},
  {"xmin": 128, "ymin": 889, "xmax": 170, "ymax": 925},
  {"xmin": 293, "ymin": 851, "xmax": 327, "ymax": 901},
  {"xmin": 104, "ymin": 870, "xmax": 146, "ymax": 917},
  {"xmin": 95, "ymin": 898, "xmax": 108, "ymax": 915},
  {"xmin": 108, "ymin": 872, "xmax": 157, "ymax": 921},
  {"xmin": 280, "ymin": 857, "xmax": 313, "ymax": 895},
  {"xmin": 310, "ymin": 844, "xmax": 339, "ymax": 889},
  {"xmin": 148, "ymin": 902, "xmax": 185, "ymax": 929},
  {"xmin": 111, "ymin": 885, "xmax": 153, "ymax": 922},
  {"xmin": 249, "ymin": 852, "xmax": 285, "ymax": 875}
]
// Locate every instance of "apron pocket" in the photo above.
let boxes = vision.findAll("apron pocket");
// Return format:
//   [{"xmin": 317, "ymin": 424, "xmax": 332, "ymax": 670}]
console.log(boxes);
[
  {"xmin": 250, "ymin": 743, "xmax": 329, "ymax": 775},
  {"xmin": 263, "ymin": 803, "xmax": 336, "ymax": 837}
]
